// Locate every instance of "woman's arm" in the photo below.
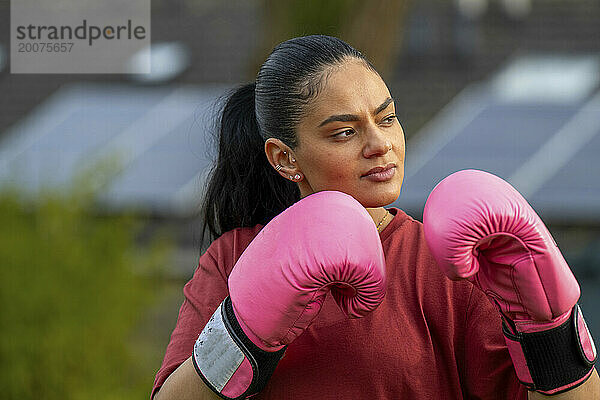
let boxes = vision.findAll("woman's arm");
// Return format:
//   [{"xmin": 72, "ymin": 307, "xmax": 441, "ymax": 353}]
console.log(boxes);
[
  {"xmin": 150, "ymin": 228, "xmax": 245, "ymax": 399},
  {"xmin": 153, "ymin": 357, "xmax": 220, "ymax": 400},
  {"xmin": 528, "ymin": 368, "xmax": 599, "ymax": 400}
]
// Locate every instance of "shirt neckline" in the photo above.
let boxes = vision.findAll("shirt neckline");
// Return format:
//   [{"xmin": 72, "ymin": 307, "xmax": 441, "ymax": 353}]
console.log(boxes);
[{"xmin": 378, "ymin": 207, "xmax": 411, "ymax": 241}]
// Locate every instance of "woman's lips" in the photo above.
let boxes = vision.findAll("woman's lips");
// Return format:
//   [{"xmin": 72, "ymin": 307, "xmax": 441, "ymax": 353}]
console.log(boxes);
[{"xmin": 362, "ymin": 164, "xmax": 396, "ymax": 182}]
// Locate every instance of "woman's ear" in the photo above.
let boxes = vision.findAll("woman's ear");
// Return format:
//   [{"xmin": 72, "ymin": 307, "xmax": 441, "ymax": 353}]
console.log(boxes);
[{"xmin": 265, "ymin": 138, "xmax": 300, "ymax": 179}]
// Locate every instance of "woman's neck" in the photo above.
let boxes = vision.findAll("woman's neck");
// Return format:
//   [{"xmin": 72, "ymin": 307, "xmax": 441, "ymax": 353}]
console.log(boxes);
[{"xmin": 366, "ymin": 207, "xmax": 392, "ymax": 233}]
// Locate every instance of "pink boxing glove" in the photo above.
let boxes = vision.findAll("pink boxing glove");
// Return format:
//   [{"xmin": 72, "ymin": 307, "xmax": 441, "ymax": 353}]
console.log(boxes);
[
  {"xmin": 423, "ymin": 169, "xmax": 596, "ymax": 395},
  {"xmin": 192, "ymin": 191, "xmax": 386, "ymax": 399}
]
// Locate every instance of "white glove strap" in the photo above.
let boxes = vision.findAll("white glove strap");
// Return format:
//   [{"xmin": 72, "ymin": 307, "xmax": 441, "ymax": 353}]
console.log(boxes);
[
  {"xmin": 192, "ymin": 297, "xmax": 286, "ymax": 400},
  {"xmin": 193, "ymin": 302, "xmax": 245, "ymax": 392}
]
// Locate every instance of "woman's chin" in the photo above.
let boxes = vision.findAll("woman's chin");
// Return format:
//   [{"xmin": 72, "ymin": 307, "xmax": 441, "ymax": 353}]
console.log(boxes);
[{"xmin": 355, "ymin": 187, "xmax": 401, "ymax": 208}]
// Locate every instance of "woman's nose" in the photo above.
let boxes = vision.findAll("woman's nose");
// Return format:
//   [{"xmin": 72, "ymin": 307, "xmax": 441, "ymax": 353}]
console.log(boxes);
[{"xmin": 363, "ymin": 127, "xmax": 392, "ymax": 158}]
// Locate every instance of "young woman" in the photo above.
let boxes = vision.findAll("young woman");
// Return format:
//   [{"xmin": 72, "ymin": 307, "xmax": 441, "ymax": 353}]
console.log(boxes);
[{"xmin": 152, "ymin": 35, "xmax": 598, "ymax": 399}]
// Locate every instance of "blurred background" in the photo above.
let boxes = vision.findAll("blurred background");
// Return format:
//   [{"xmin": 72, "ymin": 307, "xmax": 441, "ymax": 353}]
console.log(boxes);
[{"xmin": 1, "ymin": 0, "xmax": 599, "ymax": 398}]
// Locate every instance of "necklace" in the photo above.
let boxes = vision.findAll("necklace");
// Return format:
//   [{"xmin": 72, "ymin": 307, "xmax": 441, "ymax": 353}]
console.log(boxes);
[{"xmin": 376, "ymin": 210, "xmax": 389, "ymax": 233}]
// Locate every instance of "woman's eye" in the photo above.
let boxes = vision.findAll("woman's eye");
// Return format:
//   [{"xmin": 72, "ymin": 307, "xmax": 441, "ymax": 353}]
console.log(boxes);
[
  {"xmin": 333, "ymin": 129, "xmax": 355, "ymax": 138},
  {"xmin": 381, "ymin": 115, "xmax": 397, "ymax": 125}
]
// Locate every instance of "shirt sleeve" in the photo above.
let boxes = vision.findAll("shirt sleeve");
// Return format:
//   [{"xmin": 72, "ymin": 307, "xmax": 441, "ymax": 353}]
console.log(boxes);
[
  {"xmin": 461, "ymin": 286, "xmax": 528, "ymax": 400},
  {"xmin": 150, "ymin": 243, "xmax": 230, "ymax": 399}
]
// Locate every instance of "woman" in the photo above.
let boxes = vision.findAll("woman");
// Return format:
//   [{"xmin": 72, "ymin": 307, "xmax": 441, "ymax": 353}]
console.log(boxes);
[{"xmin": 152, "ymin": 35, "xmax": 597, "ymax": 399}]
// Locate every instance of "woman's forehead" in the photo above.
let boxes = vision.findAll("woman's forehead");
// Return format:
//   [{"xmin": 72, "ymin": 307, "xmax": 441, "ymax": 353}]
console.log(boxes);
[{"xmin": 308, "ymin": 62, "xmax": 392, "ymax": 117}]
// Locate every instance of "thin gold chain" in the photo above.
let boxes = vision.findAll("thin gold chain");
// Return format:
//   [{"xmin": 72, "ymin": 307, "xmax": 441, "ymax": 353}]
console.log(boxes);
[{"xmin": 376, "ymin": 210, "xmax": 389, "ymax": 233}]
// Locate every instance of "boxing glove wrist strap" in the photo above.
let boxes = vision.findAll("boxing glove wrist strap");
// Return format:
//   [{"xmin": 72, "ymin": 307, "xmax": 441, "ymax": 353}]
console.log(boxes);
[
  {"xmin": 192, "ymin": 297, "xmax": 286, "ymax": 400},
  {"xmin": 502, "ymin": 304, "xmax": 597, "ymax": 395}
]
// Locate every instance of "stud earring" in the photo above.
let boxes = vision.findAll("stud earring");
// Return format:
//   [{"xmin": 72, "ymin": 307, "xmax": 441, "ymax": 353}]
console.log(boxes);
[{"xmin": 289, "ymin": 173, "xmax": 303, "ymax": 182}]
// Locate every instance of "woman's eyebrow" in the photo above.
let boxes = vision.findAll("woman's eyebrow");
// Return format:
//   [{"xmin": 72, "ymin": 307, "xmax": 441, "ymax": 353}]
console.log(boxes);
[
  {"xmin": 374, "ymin": 97, "xmax": 394, "ymax": 115},
  {"xmin": 318, "ymin": 97, "xmax": 394, "ymax": 127}
]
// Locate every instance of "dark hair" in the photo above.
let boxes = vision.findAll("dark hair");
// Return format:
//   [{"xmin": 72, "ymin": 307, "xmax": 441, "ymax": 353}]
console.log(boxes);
[{"xmin": 200, "ymin": 35, "xmax": 374, "ymax": 244}]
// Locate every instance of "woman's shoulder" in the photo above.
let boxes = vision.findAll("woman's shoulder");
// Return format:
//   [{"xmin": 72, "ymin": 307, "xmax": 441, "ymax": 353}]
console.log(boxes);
[
  {"xmin": 214, "ymin": 224, "xmax": 264, "ymax": 246},
  {"xmin": 201, "ymin": 224, "xmax": 264, "ymax": 275},
  {"xmin": 207, "ymin": 224, "xmax": 264, "ymax": 255}
]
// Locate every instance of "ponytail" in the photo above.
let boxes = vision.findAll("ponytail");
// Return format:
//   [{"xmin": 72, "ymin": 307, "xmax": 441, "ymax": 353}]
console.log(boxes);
[{"xmin": 200, "ymin": 83, "xmax": 299, "ymax": 243}]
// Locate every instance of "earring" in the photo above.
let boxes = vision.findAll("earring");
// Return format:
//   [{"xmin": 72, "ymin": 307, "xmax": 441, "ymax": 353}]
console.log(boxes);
[
  {"xmin": 291, "ymin": 157, "xmax": 296, "ymax": 163},
  {"xmin": 275, "ymin": 164, "xmax": 282, "ymax": 171},
  {"xmin": 293, "ymin": 173, "xmax": 302, "ymax": 181}
]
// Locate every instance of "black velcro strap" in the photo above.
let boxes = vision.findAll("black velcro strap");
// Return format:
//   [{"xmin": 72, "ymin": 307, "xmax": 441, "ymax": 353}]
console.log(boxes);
[
  {"xmin": 503, "ymin": 311, "xmax": 594, "ymax": 393},
  {"xmin": 222, "ymin": 296, "xmax": 286, "ymax": 397}
]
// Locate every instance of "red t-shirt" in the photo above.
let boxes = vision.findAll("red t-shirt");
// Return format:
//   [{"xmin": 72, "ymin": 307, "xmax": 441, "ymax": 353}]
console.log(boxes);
[{"xmin": 152, "ymin": 208, "xmax": 527, "ymax": 399}]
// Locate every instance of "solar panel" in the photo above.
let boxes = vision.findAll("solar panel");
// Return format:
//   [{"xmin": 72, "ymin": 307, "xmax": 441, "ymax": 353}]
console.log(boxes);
[
  {"xmin": 529, "ymin": 98, "xmax": 600, "ymax": 219},
  {"xmin": 394, "ymin": 55, "xmax": 600, "ymax": 224},
  {"xmin": 97, "ymin": 112, "xmax": 211, "ymax": 214},
  {"xmin": 0, "ymin": 82, "xmax": 229, "ymax": 215}
]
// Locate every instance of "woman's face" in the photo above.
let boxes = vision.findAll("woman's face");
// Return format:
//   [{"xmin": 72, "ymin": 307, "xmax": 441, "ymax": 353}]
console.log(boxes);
[{"xmin": 292, "ymin": 59, "xmax": 405, "ymax": 208}]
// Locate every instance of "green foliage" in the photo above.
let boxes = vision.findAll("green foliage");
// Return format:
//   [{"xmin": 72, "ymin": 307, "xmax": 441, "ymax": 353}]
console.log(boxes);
[{"xmin": 0, "ymin": 182, "xmax": 171, "ymax": 399}]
